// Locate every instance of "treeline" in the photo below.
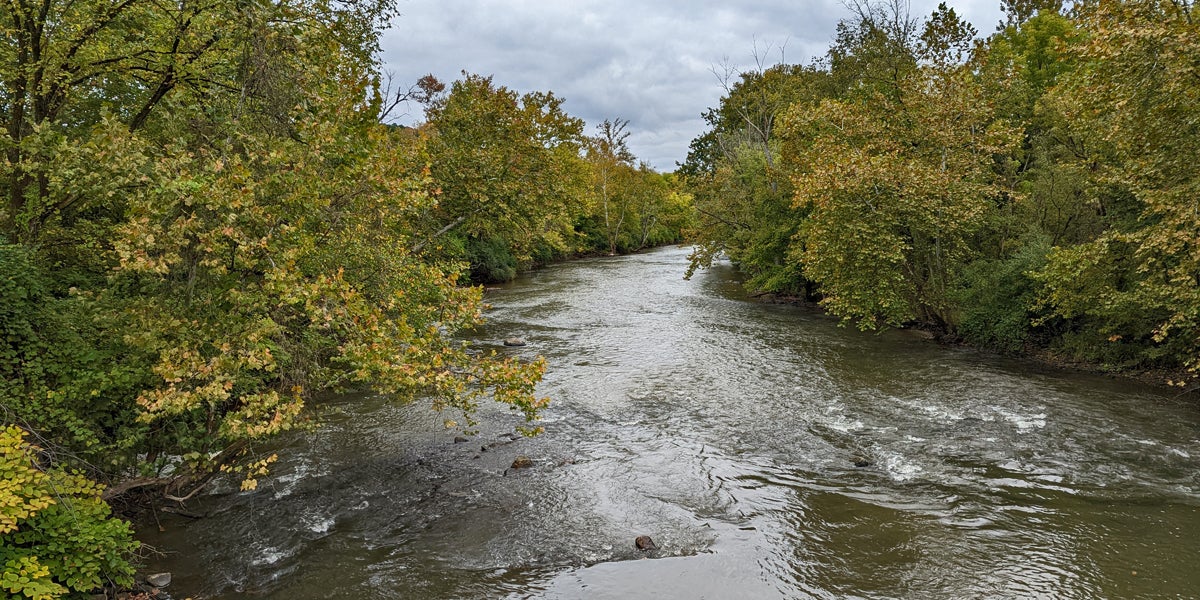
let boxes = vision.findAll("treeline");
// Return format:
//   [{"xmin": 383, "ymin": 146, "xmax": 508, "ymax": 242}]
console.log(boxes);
[
  {"xmin": 0, "ymin": 0, "xmax": 688, "ymax": 595},
  {"xmin": 418, "ymin": 76, "xmax": 692, "ymax": 283},
  {"xmin": 683, "ymin": 0, "xmax": 1199, "ymax": 387}
]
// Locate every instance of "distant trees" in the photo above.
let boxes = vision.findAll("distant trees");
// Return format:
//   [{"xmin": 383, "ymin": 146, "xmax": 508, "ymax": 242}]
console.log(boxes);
[
  {"xmin": 414, "ymin": 78, "xmax": 692, "ymax": 282},
  {"xmin": 420, "ymin": 74, "xmax": 589, "ymax": 279},
  {"xmin": 683, "ymin": 0, "xmax": 1199, "ymax": 386},
  {"xmin": 581, "ymin": 118, "xmax": 691, "ymax": 255}
]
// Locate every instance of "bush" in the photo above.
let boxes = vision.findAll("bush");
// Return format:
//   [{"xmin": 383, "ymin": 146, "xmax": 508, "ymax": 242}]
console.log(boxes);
[
  {"xmin": 0, "ymin": 245, "xmax": 148, "ymax": 471},
  {"xmin": 466, "ymin": 235, "xmax": 519, "ymax": 283},
  {"xmin": 0, "ymin": 426, "xmax": 139, "ymax": 599},
  {"xmin": 953, "ymin": 239, "xmax": 1051, "ymax": 353}
]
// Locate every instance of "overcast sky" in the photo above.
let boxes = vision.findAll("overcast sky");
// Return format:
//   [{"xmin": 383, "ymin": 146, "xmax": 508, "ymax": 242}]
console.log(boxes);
[{"xmin": 379, "ymin": 1, "xmax": 1005, "ymax": 171}]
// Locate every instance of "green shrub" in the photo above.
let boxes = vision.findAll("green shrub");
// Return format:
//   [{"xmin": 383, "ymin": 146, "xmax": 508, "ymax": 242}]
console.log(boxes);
[
  {"xmin": 0, "ymin": 245, "xmax": 148, "ymax": 471},
  {"xmin": 466, "ymin": 235, "xmax": 519, "ymax": 283},
  {"xmin": 0, "ymin": 426, "xmax": 139, "ymax": 599},
  {"xmin": 953, "ymin": 239, "xmax": 1050, "ymax": 353}
]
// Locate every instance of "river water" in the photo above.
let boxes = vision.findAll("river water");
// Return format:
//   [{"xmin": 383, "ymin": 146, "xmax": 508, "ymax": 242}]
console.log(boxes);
[{"xmin": 140, "ymin": 246, "xmax": 1200, "ymax": 599}]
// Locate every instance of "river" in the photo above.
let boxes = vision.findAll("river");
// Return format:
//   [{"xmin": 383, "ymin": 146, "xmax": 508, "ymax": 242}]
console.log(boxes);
[{"xmin": 139, "ymin": 245, "xmax": 1200, "ymax": 599}]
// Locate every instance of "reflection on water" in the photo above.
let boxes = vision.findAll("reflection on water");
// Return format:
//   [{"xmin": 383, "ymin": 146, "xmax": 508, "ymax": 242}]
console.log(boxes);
[{"xmin": 140, "ymin": 246, "xmax": 1200, "ymax": 599}]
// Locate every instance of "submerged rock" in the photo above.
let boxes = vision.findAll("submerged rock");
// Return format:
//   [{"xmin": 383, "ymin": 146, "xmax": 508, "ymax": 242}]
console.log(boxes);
[
  {"xmin": 503, "ymin": 337, "xmax": 527, "ymax": 347},
  {"xmin": 635, "ymin": 535, "xmax": 657, "ymax": 551},
  {"xmin": 510, "ymin": 456, "xmax": 534, "ymax": 469},
  {"xmin": 145, "ymin": 572, "xmax": 172, "ymax": 588},
  {"xmin": 852, "ymin": 456, "xmax": 872, "ymax": 468},
  {"xmin": 453, "ymin": 436, "xmax": 470, "ymax": 443}
]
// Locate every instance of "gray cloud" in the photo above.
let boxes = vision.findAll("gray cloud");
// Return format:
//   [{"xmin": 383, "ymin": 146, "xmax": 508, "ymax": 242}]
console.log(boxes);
[{"xmin": 379, "ymin": 0, "xmax": 1004, "ymax": 171}]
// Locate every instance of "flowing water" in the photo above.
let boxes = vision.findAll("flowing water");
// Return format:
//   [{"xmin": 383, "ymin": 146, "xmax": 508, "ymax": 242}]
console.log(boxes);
[{"xmin": 139, "ymin": 246, "xmax": 1200, "ymax": 599}]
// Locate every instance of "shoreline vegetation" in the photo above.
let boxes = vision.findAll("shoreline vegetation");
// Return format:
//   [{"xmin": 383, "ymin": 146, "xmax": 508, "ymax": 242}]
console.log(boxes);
[
  {"xmin": 747, "ymin": 291, "xmax": 1196, "ymax": 392},
  {"xmin": 681, "ymin": 0, "xmax": 1199, "ymax": 397},
  {"xmin": 1, "ymin": 0, "xmax": 1198, "ymax": 597}
]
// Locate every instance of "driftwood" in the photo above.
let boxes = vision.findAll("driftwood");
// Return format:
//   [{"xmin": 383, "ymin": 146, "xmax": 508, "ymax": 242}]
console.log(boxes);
[
  {"xmin": 101, "ymin": 439, "xmax": 249, "ymax": 503},
  {"xmin": 101, "ymin": 477, "xmax": 167, "ymax": 501}
]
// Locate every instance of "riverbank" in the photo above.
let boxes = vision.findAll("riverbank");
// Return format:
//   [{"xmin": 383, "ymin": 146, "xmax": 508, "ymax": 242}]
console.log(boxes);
[{"xmin": 746, "ymin": 287, "xmax": 1197, "ymax": 397}]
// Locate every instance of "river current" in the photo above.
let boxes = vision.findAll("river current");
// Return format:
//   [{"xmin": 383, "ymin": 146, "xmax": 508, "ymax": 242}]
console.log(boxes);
[{"xmin": 140, "ymin": 245, "xmax": 1200, "ymax": 599}]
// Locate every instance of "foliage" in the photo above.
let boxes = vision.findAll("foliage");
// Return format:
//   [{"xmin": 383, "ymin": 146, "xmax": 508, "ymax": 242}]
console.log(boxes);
[
  {"xmin": 953, "ymin": 237, "xmax": 1051, "ymax": 352},
  {"xmin": 1034, "ymin": 0, "xmax": 1200, "ymax": 381},
  {"xmin": 682, "ymin": 0, "xmax": 1199, "ymax": 381},
  {"xmin": 582, "ymin": 121, "xmax": 690, "ymax": 257},
  {"xmin": 782, "ymin": 4, "xmax": 1017, "ymax": 329},
  {"xmin": 416, "ymin": 78, "xmax": 691, "ymax": 283},
  {"xmin": 0, "ymin": 245, "xmax": 150, "ymax": 470},
  {"xmin": 419, "ymin": 74, "xmax": 590, "ymax": 278},
  {"xmin": 465, "ymin": 235, "xmax": 519, "ymax": 283},
  {"xmin": 0, "ymin": 426, "xmax": 138, "ymax": 598},
  {"xmin": 0, "ymin": 0, "xmax": 563, "ymax": 506},
  {"xmin": 682, "ymin": 64, "xmax": 826, "ymax": 295}
]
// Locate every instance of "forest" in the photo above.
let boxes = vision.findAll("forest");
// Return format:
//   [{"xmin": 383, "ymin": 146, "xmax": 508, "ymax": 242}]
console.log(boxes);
[
  {"xmin": 2, "ymin": 0, "xmax": 1198, "ymax": 596},
  {"xmin": 684, "ymin": 0, "xmax": 1198, "ymax": 390}
]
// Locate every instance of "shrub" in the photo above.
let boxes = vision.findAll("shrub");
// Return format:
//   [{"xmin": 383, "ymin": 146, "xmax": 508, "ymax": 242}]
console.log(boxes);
[
  {"xmin": 953, "ymin": 239, "xmax": 1050, "ymax": 353},
  {"xmin": 466, "ymin": 235, "xmax": 519, "ymax": 283},
  {"xmin": 0, "ymin": 426, "xmax": 138, "ymax": 599}
]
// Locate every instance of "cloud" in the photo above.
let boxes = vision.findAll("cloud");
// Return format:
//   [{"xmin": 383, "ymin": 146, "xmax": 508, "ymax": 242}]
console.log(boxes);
[{"xmin": 379, "ymin": 0, "xmax": 1004, "ymax": 171}]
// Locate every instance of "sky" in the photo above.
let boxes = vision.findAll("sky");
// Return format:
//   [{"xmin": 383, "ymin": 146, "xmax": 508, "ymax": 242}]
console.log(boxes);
[{"xmin": 379, "ymin": 0, "xmax": 1006, "ymax": 171}]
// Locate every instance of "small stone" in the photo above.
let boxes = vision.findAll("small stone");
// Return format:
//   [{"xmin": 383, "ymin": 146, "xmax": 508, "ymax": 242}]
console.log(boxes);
[
  {"xmin": 510, "ymin": 455, "xmax": 534, "ymax": 469},
  {"xmin": 145, "ymin": 572, "xmax": 172, "ymax": 588},
  {"xmin": 852, "ymin": 456, "xmax": 872, "ymax": 468},
  {"xmin": 503, "ymin": 337, "xmax": 527, "ymax": 347},
  {"xmin": 635, "ymin": 535, "xmax": 657, "ymax": 551},
  {"xmin": 453, "ymin": 436, "xmax": 469, "ymax": 443}
]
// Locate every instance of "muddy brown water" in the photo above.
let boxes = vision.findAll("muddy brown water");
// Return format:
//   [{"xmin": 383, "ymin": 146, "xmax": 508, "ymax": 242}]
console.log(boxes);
[{"xmin": 139, "ymin": 245, "xmax": 1200, "ymax": 599}]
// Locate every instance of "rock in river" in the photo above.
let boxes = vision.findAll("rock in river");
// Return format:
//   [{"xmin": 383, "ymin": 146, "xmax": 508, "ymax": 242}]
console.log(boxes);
[
  {"xmin": 510, "ymin": 456, "xmax": 534, "ymax": 469},
  {"xmin": 503, "ymin": 337, "xmax": 527, "ymax": 347},
  {"xmin": 145, "ymin": 572, "xmax": 172, "ymax": 588},
  {"xmin": 635, "ymin": 535, "xmax": 657, "ymax": 551}
]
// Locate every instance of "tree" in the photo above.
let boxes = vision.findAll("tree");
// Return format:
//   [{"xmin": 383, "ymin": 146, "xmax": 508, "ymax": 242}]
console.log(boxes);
[
  {"xmin": 1, "ymin": 0, "xmax": 397, "ymax": 245},
  {"xmin": 682, "ymin": 62, "xmax": 828, "ymax": 295},
  {"xmin": 587, "ymin": 118, "xmax": 635, "ymax": 254},
  {"xmin": 781, "ymin": 3, "xmax": 1018, "ymax": 329},
  {"xmin": 1034, "ymin": 0, "xmax": 1200, "ymax": 382},
  {"xmin": 1, "ymin": 0, "xmax": 551, "ymax": 505},
  {"xmin": 419, "ymin": 73, "xmax": 588, "ymax": 279}
]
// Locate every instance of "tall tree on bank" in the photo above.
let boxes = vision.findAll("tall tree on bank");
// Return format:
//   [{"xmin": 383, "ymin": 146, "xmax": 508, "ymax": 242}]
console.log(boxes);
[
  {"xmin": 588, "ymin": 118, "xmax": 635, "ymax": 255},
  {"xmin": 420, "ymin": 73, "xmax": 588, "ymax": 281},
  {"xmin": 783, "ymin": 3, "xmax": 1018, "ymax": 329},
  {"xmin": 2, "ymin": 1, "xmax": 549, "ymax": 503},
  {"xmin": 1035, "ymin": 0, "xmax": 1200, "ymax": 384},
  {"xmin": 682, "ymin": 62, "xmax": 828, "ymax": 295}
]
